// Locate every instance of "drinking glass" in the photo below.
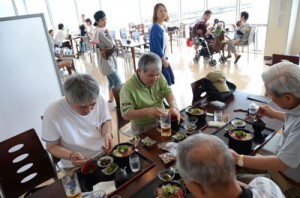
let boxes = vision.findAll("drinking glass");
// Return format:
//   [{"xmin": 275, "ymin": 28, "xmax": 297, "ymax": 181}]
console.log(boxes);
[
  {"xmin": 160, "ymin": 114, "xmax": 171, "ymax": 137},
  {"xmin": 62, "ymin": 173, "xmax": 82, "ymax": 198},
  {"xmin": 184, "ymin": 117, "xmax": 198, "ymax": 134},
  {"xmin": 249, "ymin": 103, "xmax": 259, "ymax": 116},
  {"xmin": 92, "ymin": 190, "xmax": 107, "ymax": 198},
  {"xmin": 214, "ymin": 110, "xmax": 223, "ymax": 122},
  {"xmin": 129, "ymin": 154, "xmax": 140, "ymax": 172}
]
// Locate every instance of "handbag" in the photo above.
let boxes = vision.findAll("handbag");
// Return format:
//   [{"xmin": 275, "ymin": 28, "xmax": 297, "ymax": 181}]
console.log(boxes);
[{"xmin": 101, "ymin": 45, "xmax": 116, "ymax": 60}]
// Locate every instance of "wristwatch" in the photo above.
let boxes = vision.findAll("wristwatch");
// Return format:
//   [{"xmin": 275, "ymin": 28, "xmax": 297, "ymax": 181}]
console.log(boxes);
[{"xmin": 237, "ymin": 154, "xmax": 244, "ymax": 167}]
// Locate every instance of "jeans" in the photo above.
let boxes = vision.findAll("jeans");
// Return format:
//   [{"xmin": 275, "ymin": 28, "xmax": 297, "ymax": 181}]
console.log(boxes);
[{"xmin": 107, "ymin": 72, "xmax": 121, "ymax": 88}]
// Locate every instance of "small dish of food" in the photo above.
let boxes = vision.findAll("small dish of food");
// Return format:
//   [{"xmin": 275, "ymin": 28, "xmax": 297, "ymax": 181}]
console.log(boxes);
[
  {"xmin": 97, "ymin": 156, "xmax": 113, "ymax": 168},
  {"xmin": 231, "ymin": 119, "xmax": 246, "ymax": 127},
  {"xmin": 128, "ymin": 136, "xmax": 140, "ymax": 147},
  {"xmin": 101, "ymin": 162, "xmax": 118, "ymax": 175},
  {"xmin": 155, "ymin": 182, "xmax": 186, "ymax": 198},
  {"xmin": 183, "ymin": 123, "xmax": 197, "ymax": 135},
  {"xmin": 141, "ymin": 136, "xmax": 156, "ymax": 147},
  {"xmin": 81, "ymin": 162, "xmax": 97, "ymax": 174},
  {"xmin": 158, "ymin": 152, "xmax": 176, "ymax": 165},
  {"xmin": 158, "ymin": 168, "xmax": 175, "ymax": 181},
  {"xmin": 172, "ymin": 132, "xmax": 186, "ymax": 141}
]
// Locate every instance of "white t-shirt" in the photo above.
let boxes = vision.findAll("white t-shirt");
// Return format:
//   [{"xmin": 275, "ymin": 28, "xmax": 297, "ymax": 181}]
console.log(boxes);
[
  {"xmin": 42, "ymin": 95, "xmax": 111, "ymax": 167},
  {"xmin": 159, "ymin": 24, "xmax": 170, "ymax": 58},
  {"xmin": 248, "ymin": 177, "xmax": 285, "ymax": 198},
  {"xmin": 54, "ymin": 29, "xmax": 66, "ymax": 46}
]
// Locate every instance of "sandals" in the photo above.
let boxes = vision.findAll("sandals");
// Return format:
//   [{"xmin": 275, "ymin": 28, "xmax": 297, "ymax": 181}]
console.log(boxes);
[{"xmin": 234, "ymin": 55, "xmax": 241, "ymax": 64}]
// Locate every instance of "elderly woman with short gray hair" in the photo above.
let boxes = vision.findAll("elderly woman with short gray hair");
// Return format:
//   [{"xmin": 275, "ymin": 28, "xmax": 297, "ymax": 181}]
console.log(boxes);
[
  {"xmin": 42, "ymin": 74, "xmax": 114, "ymax": 168},
  {"xmin": 230, "ymin": 61, "xmax": 300, "ymax": 197}
]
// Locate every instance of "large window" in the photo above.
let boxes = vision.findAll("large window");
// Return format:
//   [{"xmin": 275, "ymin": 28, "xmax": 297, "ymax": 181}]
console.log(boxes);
[
  {"xmin": 14, "ymin": 0, "xmax": 26, "ymax": 15},
  {"xmin": 140, "ymin": 0, "xmax": 158, "ymax": 25},
  {"xmin": 0, "ymin": 0, "xmax": 15, "ymax": 18},
  {"xmin": 101, "ymin": 0, "xmax": 140, "ymax": 30},
  {"xmin": 241, "ymin": 0, "xmax": 270, "ymax": 24},
  {"xmin": 159, "ymin": 0, "xmax": 179, "ymax": 25},
  {"xmin": 14, "ymin": 0, "xmax": 52, "ymax": 30},
  {"xmin": 208, "ymin": 0, "xmax": 236, "ymax": 25},
  {"xmin": 181, "ymin": 0, "xmax": 205, "ymax": 24},
  {"xmin": 48, "ymin": 0, "xmax": 78, "ymax": 32},
  {"xmin": 76, "ymin": 0, "xmax": 100, "ymax": 24}
]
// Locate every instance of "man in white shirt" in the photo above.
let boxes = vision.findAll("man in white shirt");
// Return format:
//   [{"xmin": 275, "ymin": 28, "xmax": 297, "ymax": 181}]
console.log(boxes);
[
  {"xmin": 54, "ymin": 23, "xmax": 71, "ymax": 49},
  {"xmin": 42, "ymin": 74, "xmax": 114, "ymax": 167},
  {"xmin": 176, "ymin": 134, "xmax": 284, "ymax": 198}
]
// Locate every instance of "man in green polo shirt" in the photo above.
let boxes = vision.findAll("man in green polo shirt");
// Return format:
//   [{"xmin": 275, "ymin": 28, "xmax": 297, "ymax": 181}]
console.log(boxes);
[{"xmin": 120, "ymin": 52, "xmax": 181, "ymax": 135}]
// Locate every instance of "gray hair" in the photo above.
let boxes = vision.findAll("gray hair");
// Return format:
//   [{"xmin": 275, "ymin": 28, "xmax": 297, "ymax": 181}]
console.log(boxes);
[
  {"xmin": 176, "ymin": 134, "xmax": 236, "ymax": 191},
  {"xmin": 261, "ymin": 62, "xmax": 300, "ymax": 99},
  {"xmin": 64, "ymin": 74, "xmax": 99, "ymax": 104},
  {"xmin": 138, "ymin": 52, "xmax": 162, "ymax": 73}
]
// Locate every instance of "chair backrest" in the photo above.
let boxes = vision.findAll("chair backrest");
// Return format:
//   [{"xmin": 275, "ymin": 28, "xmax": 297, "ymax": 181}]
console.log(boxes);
[
  {"xmin": 190, "ymin": 78, "xmax": 208, "ymax": 106},
  {"xmin": 136, "ymin": 24, "xmax": 145, "ymax": 36},
  {"xmin": 240, "ymin": 28, "xmax": 251, "ymax": 43},
  {"xmin": 0, "ymin": 129, "xmax": 58, "ymax": 198},
  {"xmin": 114, "ymin": 39, "xmax": 126, "ymax": 58},
  {"xmin": 179, "ymin": 23, "xmax": 186, "ymax": 38},
  {"xmin": 112, "ymin": 84, "xmax": 130, "ymax": 131},
  {"xmin": 247, "ymin": 26, "xmax": 257, "ymax": 45}
]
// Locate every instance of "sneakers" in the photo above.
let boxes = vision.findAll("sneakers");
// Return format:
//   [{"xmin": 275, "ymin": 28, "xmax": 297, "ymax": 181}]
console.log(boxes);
[{"xmin": 108, "ymin": 100, "xmax": 116, "ymax": 110}]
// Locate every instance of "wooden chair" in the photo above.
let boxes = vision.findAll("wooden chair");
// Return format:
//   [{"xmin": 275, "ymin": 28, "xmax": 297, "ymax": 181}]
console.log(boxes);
[
  {"xmin": 0, "ymin": 129, "xmax": 58, "ymax": 197},
  {"xmin": 112, "ymin": 85, "xmax": 134, "ymax": 143},
  {"xmin": 271, "ymin": 53, "xmax": 299, "ymax": 65},
  {"xmin": 114, "ymin": 39, "xmax": 134, "ymax": 75},
  {"xmin": 237, "ymin": 26, "xmax": 258, "ymax": 61},
  {"xmin": 190, "ymin": 78, "xmax": 208, "ymax": 106}
]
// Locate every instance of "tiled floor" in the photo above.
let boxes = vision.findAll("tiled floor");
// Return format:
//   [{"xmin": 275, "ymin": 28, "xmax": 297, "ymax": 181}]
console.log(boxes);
[{"xmin": 73, "ymin": 43, "xmax": 268, "ymax": 144}]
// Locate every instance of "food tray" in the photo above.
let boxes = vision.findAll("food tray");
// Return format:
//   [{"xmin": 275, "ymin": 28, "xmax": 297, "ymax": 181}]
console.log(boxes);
[
  {"xmin": 76, "ymin": 152, "xmax": 154, "ymax": 192},
  {"xmin": 130, "ymin": 176, "xmax": 194, "ymax": 198},
  {"xmin": 212, "ymin": 117, "xmax": 276, "ymax": 155}
]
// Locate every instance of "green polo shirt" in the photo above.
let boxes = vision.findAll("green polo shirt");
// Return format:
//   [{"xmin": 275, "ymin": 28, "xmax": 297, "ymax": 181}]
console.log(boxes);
[{"xmin": 120, "ymin": 73, "xmax": 172, "ymax": 126}]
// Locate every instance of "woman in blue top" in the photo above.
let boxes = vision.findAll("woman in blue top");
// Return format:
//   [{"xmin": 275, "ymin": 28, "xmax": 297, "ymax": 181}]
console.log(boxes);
[{"xmin": 149, "ymin": 3, "xmax": 174, "ymax": 86}]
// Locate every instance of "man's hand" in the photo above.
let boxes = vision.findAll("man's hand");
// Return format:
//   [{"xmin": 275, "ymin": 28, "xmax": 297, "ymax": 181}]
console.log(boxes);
[
  {"xmin": 147, "ymin": 107, "xmax": 167, "ymax": 119},
  {"xmin": 257, "ymin": 105, "xmax": 275, "ymax": 119},
  {"xmin": 169, "ymin": 107, "xmax": 182, "ymax": 124}
]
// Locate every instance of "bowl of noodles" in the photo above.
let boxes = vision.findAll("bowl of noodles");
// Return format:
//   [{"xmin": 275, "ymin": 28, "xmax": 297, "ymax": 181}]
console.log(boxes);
[
  {"xmin": 112, "ymin": 143, "xmax": 135, "ymax": 168},
  {"xmin": 155, "ymin": 181, "xmax": 186, "ymax": 198},
  {"xmin": 185, "ymin": 106, "xmax": 207, "ymax": 123},
  {"xmin": 228, "ymin": 129, "xmax": 253, "ymax": 155}
]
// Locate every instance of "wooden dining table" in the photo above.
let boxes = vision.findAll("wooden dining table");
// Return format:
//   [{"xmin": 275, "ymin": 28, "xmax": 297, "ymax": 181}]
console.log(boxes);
[{"xmin": 29, "ymin": 90, "xmax": 283, "ymax": 198}]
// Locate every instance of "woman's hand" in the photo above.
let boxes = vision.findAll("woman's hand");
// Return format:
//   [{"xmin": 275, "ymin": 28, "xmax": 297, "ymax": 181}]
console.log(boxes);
[
  {"xmin": 70, "ymin": 151, "xmax": 86, "ymax": 167},
  {"xmin": 162, "ymin": 58, "xmax": 169, "ymax": 68}
]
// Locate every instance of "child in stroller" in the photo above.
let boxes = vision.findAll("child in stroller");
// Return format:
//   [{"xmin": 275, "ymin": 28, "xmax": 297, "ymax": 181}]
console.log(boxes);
[{"xmin": 191, "ymin": 22, "xmax": 227, "ymax": 66}]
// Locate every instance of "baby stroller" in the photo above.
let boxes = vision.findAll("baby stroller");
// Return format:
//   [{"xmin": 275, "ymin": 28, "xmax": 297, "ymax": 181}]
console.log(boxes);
[{"xmin": 191, "ymin": 23, "xmax": 227, "ymax": 66}]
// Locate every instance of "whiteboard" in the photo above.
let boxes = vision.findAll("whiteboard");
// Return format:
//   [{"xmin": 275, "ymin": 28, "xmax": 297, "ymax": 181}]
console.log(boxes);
[{"xmin": 0, "ymin": 14, "xmax": 63, "ymax": 141}]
